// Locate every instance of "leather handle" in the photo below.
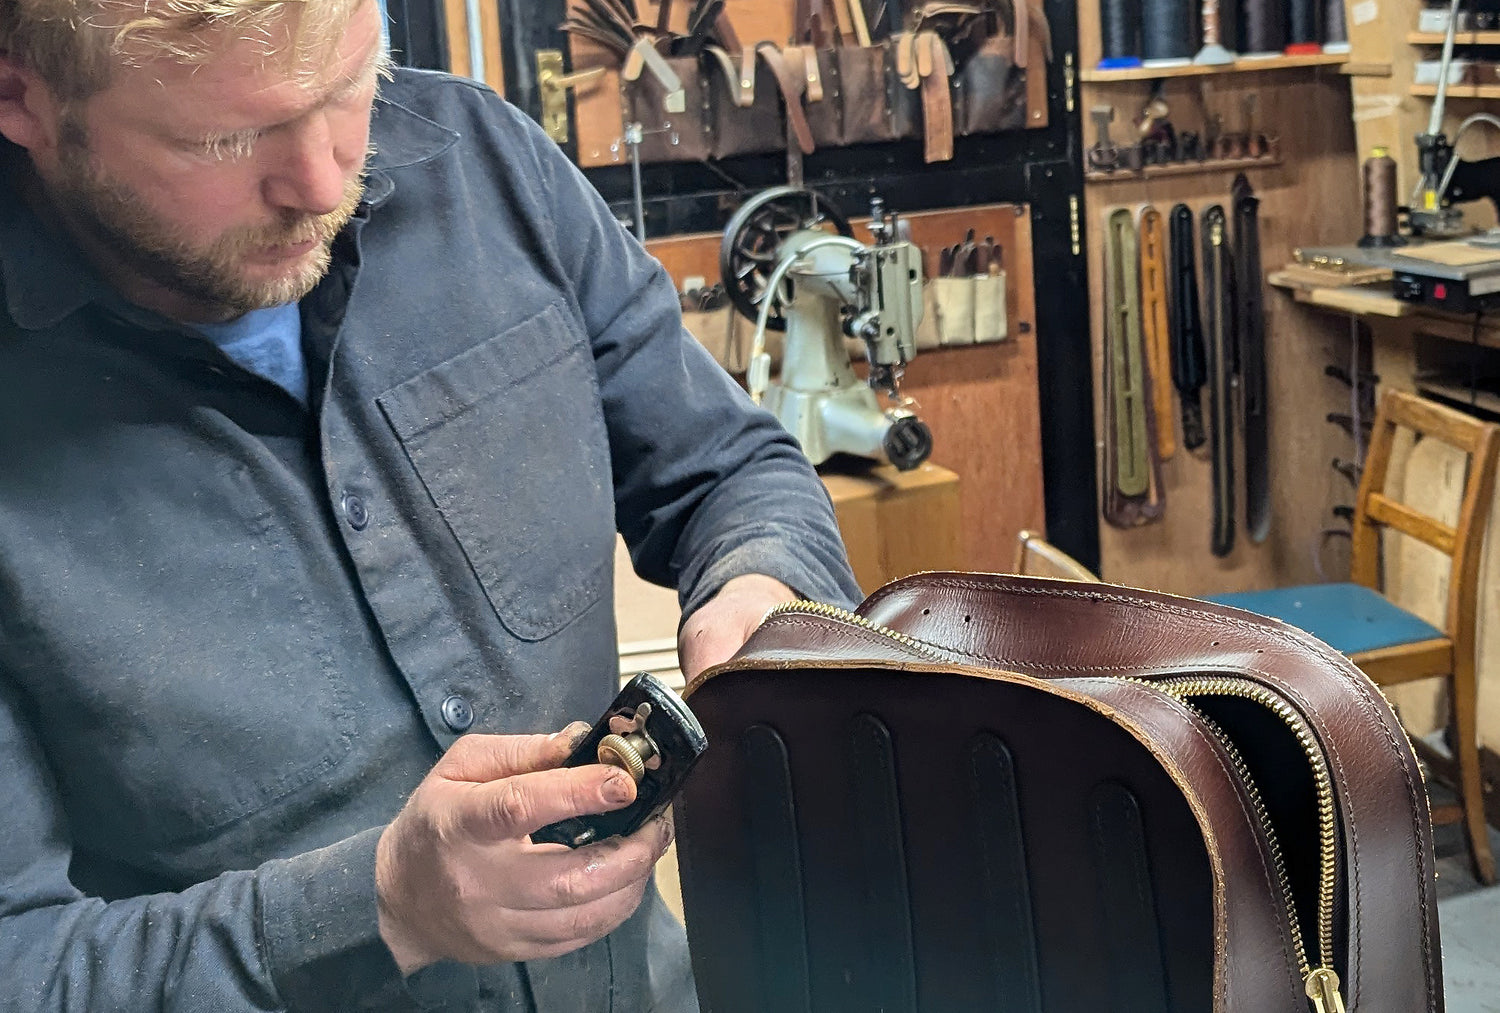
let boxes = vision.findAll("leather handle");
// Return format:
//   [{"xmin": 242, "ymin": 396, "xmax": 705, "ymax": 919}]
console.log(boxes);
[{"xmin": 917, "ymin": 31, "xmax": 954, "ymax": 163}]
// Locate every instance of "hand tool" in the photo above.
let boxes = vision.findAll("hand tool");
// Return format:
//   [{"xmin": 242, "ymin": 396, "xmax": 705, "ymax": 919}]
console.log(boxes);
[
  {"xmin": 532, "ymin": 674, "xmax": 707, "ymax": 848},
  {"xmin": 1232, "ymin": 173, "xmax": 1270, "ymax": 544},
  {"xmin": 1168, "ymin": 204, "xmax": 1207, "ymax": 451},
  {"xmin": 1202, "ymin": 204, "xmax": 1236, "ymax": 557}
]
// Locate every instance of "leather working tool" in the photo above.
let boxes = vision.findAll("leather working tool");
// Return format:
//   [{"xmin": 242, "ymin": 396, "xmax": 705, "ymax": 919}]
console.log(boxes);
[
  {"xmin": 676, "ymin": 572, "xmax": 1442, "ymax": 1013},
  {"xmin": 724, "ymin": 188, "xmax": 932, "ymax": 470},
  {"xmin": 1232, "ymin": 173, "xmax": 1271, "ymax": 544},
  {"xmin": 1138, "ymin": 205, "xmax": 1177, "ymax": 459},
  {"xmin": 1103, "ymin": 207, "xmax": 1166, "ymax": 527},
  {"xmin": 1169, "ymin": 204, "xmax": 1208, "ymax": 451},
  {"xmin": 1202, "ymin": 204, "xmax": 1237, "ymax": 558}
]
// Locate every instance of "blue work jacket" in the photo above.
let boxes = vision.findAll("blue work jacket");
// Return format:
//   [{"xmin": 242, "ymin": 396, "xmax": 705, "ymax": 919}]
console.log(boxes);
[{"xmin": 0, "ymin": 68, "xmax": 859, "ymax": 1011}]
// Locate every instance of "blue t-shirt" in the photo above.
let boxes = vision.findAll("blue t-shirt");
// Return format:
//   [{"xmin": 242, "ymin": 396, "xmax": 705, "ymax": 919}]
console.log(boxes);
[{"xmin": 196, "ymin": 303, "xmax": 308, "ymax": 406}]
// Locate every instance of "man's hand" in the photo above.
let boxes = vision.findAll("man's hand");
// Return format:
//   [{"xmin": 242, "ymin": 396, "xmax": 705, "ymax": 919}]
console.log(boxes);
[
  {"xmin": 677, "ymin": 573, "xmax": 797, "ymax": 682},
  {"xmin": 375, "ymin": 726, "xmax": 674, "ymax": 976}
]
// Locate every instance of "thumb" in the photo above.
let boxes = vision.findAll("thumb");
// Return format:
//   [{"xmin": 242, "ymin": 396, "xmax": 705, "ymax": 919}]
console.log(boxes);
[{"xmin": 435, "ymin": 723, "xmax": 592, "ymax": 784}]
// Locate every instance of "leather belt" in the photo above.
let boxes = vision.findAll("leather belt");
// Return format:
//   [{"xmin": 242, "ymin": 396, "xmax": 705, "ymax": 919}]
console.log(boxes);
[
  {"xmin": 1233, "ymin": 173, "xmax": 1270, "ymax": 544},
  {"xmin": 1168, "ymin": 204, "xmax": 1207, "ymax": 452},
  {"xmin": 1103, "ymin": 207, "xmax": 1165, "ymax": 528},
  {"xmin": 1138, "ymin": 205, "xmax": 1176, "ymax": 460},
  {"xmin": 1202, "ymin": 204, "xmax": 1236, "ymax": 558}
]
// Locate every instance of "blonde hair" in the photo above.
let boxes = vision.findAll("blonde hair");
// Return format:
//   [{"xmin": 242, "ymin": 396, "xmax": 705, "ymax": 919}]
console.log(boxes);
[{"xmin": 0, "ymin": 0, "xmax": 362, "ymax": 100}]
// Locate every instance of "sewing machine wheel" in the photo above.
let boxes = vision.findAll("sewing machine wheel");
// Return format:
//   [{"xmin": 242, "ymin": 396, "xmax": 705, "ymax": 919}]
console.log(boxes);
[{"xmin": 721, "ymin": 186, "xmax": 853, "ymax": 331}]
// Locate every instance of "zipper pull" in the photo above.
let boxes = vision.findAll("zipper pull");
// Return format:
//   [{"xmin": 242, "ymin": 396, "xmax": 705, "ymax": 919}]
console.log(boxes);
[{"xmin": 1306, "ymin": 967, "xmax": 1346, "ymax": 1013}]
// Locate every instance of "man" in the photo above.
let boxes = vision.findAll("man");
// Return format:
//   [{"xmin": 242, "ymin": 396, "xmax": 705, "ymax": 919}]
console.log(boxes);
[{"xmin": 0, "ymin": 0, "xmax": 860, "ymax": 1007}]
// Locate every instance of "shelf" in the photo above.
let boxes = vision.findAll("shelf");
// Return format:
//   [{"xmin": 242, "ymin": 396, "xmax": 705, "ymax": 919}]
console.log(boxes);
[
  {"xmin": 1080, "ymin": 52, "xmax": 1348, "ymax": 82},
  {"xmin": 1409, "ymin": 83, "xmax": 1500, "ymax": 97},
  {"xmin": 1085, "ymin": 154, "xmax": 1282, "ymax": 183},
  {"xmin": 1407, "ymin": 31, "xmax": 1500, "ymax": 45},
  {"xmin": 1416, "ymin": 378, "xmax": 1500, "ymax": 417}
]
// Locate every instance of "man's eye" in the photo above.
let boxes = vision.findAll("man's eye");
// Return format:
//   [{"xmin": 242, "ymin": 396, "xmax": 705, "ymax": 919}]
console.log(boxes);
[{"xmin": 196, "ymin": 133, "xmax": 259, "ymax": 161}]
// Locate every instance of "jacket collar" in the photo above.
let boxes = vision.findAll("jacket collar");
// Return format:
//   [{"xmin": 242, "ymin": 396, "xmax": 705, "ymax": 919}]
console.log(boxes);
[{"xmin": 1, "ymin": 85, "xmax": 459, "ymax": 332}]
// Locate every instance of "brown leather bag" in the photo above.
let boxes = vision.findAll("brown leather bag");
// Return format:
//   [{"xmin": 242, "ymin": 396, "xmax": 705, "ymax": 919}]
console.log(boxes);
[{"xmin": 676, "ymin": 573, "xmax": 1442, "ymax": 1012}]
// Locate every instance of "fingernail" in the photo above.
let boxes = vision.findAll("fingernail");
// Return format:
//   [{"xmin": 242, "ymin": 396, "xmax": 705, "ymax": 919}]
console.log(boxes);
[
  {"xmin": 553, "ymin": 722, "xmax": 591, "ymax": 749},
  {"xmin": 658, "ymin": 813, "xmax": 676, "ymax": 848},
  {"xmin": 603, "ymin": 772, "xmax": 633, "ymax": 803}
]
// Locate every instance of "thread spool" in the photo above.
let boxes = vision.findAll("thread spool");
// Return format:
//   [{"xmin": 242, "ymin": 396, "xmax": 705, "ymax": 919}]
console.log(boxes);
[
  {"xmin": 1101, "ymin": 0, "xmax": 1145, "ymax": 66},
  {"xmin": 1142, "ymin": 0, "xmax": 1195, "ymax": 62},
  {"xmin": 1358, "ymin": 147, "xmax": 1407, "ymax": 248},
  {"xmin": 1241, "ymin": 0, "xmax": 1287, "ymax": 55},
  {"xmin": 1284, "ymin": 0, "xmax": 1322, "ymax": 53}
]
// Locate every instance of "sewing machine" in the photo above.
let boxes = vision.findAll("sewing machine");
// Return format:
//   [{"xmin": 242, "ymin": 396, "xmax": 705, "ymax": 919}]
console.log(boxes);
[{"xmin": 720, "ymin": 187, "xmax": 933, "ymax": 471}]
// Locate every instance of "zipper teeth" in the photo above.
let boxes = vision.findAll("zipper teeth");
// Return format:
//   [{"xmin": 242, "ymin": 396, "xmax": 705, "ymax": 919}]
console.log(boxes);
[
  {"xmin": 1143, "ymin": 676, "xmax": 1339, "ymax": 978},
  {"xmin": 762, "ymin": 600, "xmax": 946, "ymax": 660}
]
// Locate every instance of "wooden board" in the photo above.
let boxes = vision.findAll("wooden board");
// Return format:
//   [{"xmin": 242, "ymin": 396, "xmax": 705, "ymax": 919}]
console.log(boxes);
[
  {"xmin": 1080, "ymin": 69, "xmax": 1363, "ymax": 594},
  {"xmin": 645, "ymin": 202, "xmax": 1046, "ymax": 573},
  {"xmin": 567, "ymin": 0, "xmax": 1050, "ymax": 167}
]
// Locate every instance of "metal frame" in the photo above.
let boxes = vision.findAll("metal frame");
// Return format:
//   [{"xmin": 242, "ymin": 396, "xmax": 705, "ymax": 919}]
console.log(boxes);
[{"xmin": 498, "ymin": 0, "xmax": 1100, "ymax": 574}]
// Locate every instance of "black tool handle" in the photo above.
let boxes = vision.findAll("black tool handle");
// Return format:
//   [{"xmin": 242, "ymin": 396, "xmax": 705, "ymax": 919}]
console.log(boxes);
[{"xmin": 532, "ymin": 674, "xmax": 708, "ymax": 848}]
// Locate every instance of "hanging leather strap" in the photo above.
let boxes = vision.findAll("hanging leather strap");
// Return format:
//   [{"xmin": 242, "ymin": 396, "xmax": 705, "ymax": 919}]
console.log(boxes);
[
  {"xmin": 1168, "ymin": 203, "xmax": 1207, "ymax": 452},
  {"xmin": 704, "ymin": 45, "xmax": 756, "ymax": 107},
  {"xmin": 1202, "ymin": 204, "xmax": 1236, "ymax": 558},
  {"xmin": 915, "ymin": 30, "xmax": 955, "ymax": 163},
  {"xmin": 757, "ymin": 43, "xmax": 818, "ymax": 154},
  {"xmin": 1138, "ymin": 204, "xmax": 1176, "ymax": 460},
  {"xmin": 1232, "ymin": 173, "xmax": 1270, "ymax": 544},
  {"xmin": 1103, "ymin": 207, "xmax": 1166, "ymax": 528}
]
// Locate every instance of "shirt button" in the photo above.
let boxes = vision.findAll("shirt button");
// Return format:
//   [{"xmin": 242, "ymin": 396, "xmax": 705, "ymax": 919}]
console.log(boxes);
[
  {"xmin": 441, "ymin": 694, "xmax": 474, "ymax": 733},
  {"xmin": 342, "ymin": 493, "xmax": 369, "ymax": 531}
]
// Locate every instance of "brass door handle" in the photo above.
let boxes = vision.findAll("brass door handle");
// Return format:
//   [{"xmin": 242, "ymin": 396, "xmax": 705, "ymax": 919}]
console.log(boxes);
[{"xmin": 537, "ymin": 49, "xmax": 607, "ymax": 143}]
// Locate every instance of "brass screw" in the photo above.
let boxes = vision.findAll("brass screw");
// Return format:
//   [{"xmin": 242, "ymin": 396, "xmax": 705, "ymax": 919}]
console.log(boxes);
[{"xmin": 598, "ymin": 733, "xmax": 651, "ymax": 782}]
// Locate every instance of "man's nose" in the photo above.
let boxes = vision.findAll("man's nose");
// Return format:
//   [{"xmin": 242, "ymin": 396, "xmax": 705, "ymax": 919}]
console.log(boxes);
[{"xmin": 262, "ymin": 111, "xmax": 356, "ymax": 215}]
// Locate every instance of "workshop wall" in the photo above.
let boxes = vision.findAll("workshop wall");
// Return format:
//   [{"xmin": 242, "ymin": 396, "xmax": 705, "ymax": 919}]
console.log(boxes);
[{"xmin": 1080, "ymin": 68, "xmax": 1363, "ymax": 593}]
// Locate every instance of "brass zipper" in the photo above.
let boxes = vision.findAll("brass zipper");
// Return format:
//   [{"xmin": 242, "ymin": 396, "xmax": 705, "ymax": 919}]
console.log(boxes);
[
  {"xmin": 757, "ymin": 606, "xmax": 1348, "ymax": 1013},
  {"xmin": 1144, "ymin": 677, "xmax": 1345, "ymax": 1013},
  {"xmin": 762, "ymin": 600, "xmax": 945, "ymax": 660}
]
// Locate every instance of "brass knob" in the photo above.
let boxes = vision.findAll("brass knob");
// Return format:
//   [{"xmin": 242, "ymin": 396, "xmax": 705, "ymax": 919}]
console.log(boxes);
[{"xmin": 598, "ymin": 733, "xmax": 652, "ymax": 782}]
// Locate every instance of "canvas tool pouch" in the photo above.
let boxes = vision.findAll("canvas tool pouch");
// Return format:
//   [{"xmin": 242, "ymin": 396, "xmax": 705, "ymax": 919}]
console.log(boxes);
[
  {"xmin": 622, "ymin": 53, "xmax": 713, "ymax": 163},
  {"xmin": 675, "ymin": 572, "xmax": 1443, "ymax": 1013},
  {"xmin": 705, "ymin": 45, "xmax": 785, "ymax": 159}
]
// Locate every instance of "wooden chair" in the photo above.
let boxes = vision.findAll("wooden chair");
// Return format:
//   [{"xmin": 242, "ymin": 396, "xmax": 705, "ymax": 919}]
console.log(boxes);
[
  {"xmin": 1013, "ymin": 529, "xmax": 1100, "ymax": 582},
  {"xmin": 1212, "ymin": 389, "xmax": 1500, "ymax": 885}
]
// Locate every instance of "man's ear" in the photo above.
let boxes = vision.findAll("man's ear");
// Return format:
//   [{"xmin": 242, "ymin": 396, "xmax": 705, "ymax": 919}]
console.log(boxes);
[{"xmin": 0, "ymin": 53, "xmax": 62, "ymax": 155}]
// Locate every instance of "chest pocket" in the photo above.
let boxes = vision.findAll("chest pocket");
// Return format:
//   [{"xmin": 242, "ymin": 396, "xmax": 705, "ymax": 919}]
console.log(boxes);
[{"xmin": 378, "ymin": 302, "xmax": 615, "ymax": 641}]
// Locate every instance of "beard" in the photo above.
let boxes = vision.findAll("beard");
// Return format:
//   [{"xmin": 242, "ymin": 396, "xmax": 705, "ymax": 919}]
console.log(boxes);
[{"xmin": 50, "ymin": 116, "xmax": 364, "ymax": 319}]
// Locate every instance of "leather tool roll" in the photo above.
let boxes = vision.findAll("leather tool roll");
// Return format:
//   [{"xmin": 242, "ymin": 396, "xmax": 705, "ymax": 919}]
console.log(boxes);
[
  {"xmin": 1232, "ymin": 174, "xmax": 1271, "ymax": 544},
  {"xmin": 1202, "ymin": 204, "xmax": 1237, "ymax": 558},
  {"xmin": 676, "ymin": 573, "xmax": 1443, "ymax": 1013},
  {"xmin": 1139, "ymin": 205, "xmax": 1177, "ymax": 460},
  {"xmin": 758, "ymin": 43, "xmax": 818, "ymax": 155},
  {"xmin": 1169, "ymin": 203, "xmax": 1208, "ymax": 452},
  {"xmin": 623, "ymin": 53, "xmax": 714, "ymax": 163}
]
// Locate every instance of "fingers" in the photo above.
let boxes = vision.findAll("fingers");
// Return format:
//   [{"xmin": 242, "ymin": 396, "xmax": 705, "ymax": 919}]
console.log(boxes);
[
  {"xmin": 451, "ymin": 764, "xmax": 640, "ymax": 841},
  {"xmin": 506, "ymin": 814, "xmax": 675, "ymax": 910},
  {"xmin": 437, "ymin": 723, "xmax": 592, "ymax": 783},
  {"xmin": 500, "ymin": 875, "xmax": 655, "ymax": 958}
]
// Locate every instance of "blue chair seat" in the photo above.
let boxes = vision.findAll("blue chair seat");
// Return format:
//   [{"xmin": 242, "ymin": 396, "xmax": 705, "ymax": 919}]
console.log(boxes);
[{"xmin": 1208, "ymin": 583, "xmax": 1446, "ymax": 656}]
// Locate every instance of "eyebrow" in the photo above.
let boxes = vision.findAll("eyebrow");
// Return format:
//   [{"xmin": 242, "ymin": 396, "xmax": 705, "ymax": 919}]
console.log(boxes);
[{"xmin": 188, "ymin": 36, "xmax": 387, "ymax": 151}]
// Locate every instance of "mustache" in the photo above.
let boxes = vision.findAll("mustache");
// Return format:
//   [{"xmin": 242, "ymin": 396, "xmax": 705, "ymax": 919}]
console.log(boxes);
[{"xmin": 221, "ymin": 178, "xmax": 365, "ymax": 253}]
